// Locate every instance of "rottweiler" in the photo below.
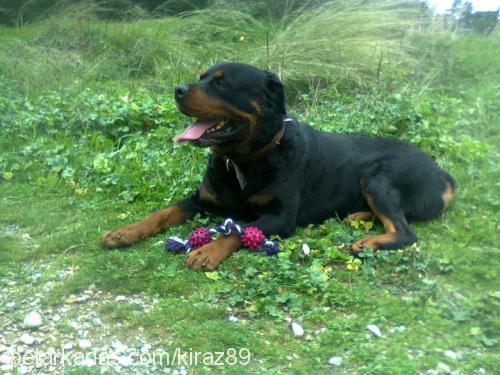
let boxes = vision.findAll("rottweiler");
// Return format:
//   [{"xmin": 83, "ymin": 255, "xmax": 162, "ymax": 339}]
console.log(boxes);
[{"xmin": 101, "ymin": 62, "xmax": 455, "ymax": 270}]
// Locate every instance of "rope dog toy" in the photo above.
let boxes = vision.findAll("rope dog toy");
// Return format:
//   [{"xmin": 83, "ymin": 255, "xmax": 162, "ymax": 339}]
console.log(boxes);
[{"xmin": 165, "ymin": 218, "xmax": 280, "ymax": 256}]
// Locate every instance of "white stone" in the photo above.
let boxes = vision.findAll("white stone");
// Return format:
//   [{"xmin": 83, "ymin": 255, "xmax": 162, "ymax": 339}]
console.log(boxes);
[
  {"xmin": 112, "ymin": 340, "xmax": 128, "ymax": 353},
  {"xmin": 0, "ymin": 353, "xmax": 12, "ymax": 365},
  {"xmin": 19, "ymin": 333, "xmax": 35, "ymax": 345},
  {"xmin": 62, "ymin": 343, "xmax": 73, "ymax": 351},
  {"xmin": 22, "ymin": 312, "xmax": 43, "ymax": 329},
  {"xmin": 115, "ymin": 295, "xmax": 127, "ymax": 302},
  {"xmin": 116, "ymin": 355, "xmax": 133, "ymax": 367},
  {"xmin": 328, "ymin": 356, "xmax": 343, "ymax": 366},
  {"xmin": 228, "ymin": 315, "xmax": 239, "ymax": 323},
  {"xmin": 301, "ymin": 243, "xmax": 311, "ymax": 255},
  {"xmin": 291, "ymin": 322, "xmax": 304, "ymax": 337},
  {"xmin": 78, "ymin": 339, "xmax": 92, "ymax": 350},
  {"xmin": 0, "ymin": 364, "xmax": 13, "ymax": 372},
  {"xmin": 19, "ymin": 365, "xmax": 31, "ymax": 375},
  {"xmin": 367, "ymin": 324, "xmax": 381, "ymax": 337},
  {"xmin": 444, "ymin": 350, "xmax": 459, "ymax": 360},
  {"xmin": 396, "ymin": 325, "xmax": 406, "ymax": 332},
  {"xmin": 436, "ymin": 362, "xmax": 451, "ymax": 373},
  {"xmin": 81, "ymin": 358, "xmax": 96, "ymax": 367}
]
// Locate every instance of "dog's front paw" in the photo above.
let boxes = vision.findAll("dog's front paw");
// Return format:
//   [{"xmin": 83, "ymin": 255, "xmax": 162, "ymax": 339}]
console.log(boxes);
[
  {"xmin": 101, "ymin": 225, "xmax": 143, "ymax": 248},
  {"xmin": 183, "ymin": 243, "xmax": 228, "ymax": 271}
]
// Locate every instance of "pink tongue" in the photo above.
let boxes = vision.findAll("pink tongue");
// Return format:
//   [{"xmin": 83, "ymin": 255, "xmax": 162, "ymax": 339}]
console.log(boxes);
[{"xmin": 173, "ymin": 120, "xmax": 217, "ymax": 144}]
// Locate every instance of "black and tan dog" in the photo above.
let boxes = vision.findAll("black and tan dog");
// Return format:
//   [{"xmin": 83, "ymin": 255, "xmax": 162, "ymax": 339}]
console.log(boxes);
[{"xmin": 102, "ymin": 62, "xmax": 455, "ymax": 270}]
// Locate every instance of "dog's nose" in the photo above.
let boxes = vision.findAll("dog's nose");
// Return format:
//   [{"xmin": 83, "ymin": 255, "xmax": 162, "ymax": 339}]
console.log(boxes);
[{"xmin": 175, "ymin": 84, "xmax": 189, "ymax": 100}]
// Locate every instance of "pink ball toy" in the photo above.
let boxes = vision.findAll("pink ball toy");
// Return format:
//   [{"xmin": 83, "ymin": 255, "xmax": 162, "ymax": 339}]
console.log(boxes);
[
  {"xmin": 241, "ymin": 227, "xmax": 265, "ymax": 250},
  {"xmin": 188, "ymin": 227, "xmax": 212, "ymax": 249}
]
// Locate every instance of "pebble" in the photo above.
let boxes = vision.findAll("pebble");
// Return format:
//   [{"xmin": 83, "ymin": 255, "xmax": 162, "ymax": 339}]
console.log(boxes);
[
  {"xmin": 291, "ymin": 322, "xmax": 304, "ymax": 337},
  {"xmin": 22, "ymin": 311, "xmax": 43, "ymax": 329},
  {"xmin": 65, "ymin": 295, "xmax": 78, "ymax": 304},
  {"xmin": 0, "ymin": 364, "xmax": 13, "ymax": 372},
  {"xmin": 62, "ymin": 343, "xmax": 73, "ymax": 350},
  {"xmin": 78, "ymin": 339, "xmax": 92, "ymax": 350},
  {"xmin": 436, "ymin": 362, "xmax": 451, "ymax": 373},
  {"xmin": 228, "ymin": 315, "xmax": 239, "ymax": 323},
  {"xmin": 367, "ymin": 324, "xmax": 381, "ymax": 337},
  {"xmin": 328, "ymin": 356, "xmax": 343, "ymax": 366},
  {"xmin": 0, "ymin": 353, "xmax": 12, "ymax": 365},
  {"xmin": 116, "ymin": 355, "xmax": 133, "ymax": 367},
  {"xmin": 112, "ymin": 340, "xmax": 128, "ymax": 353},
  {"xmin": 301, "ymin": 243, "xmax": 311, "ymax": 255},
  {"xmin": 444, "ymin": 350, "xmax": 459, "ymax": 360},
  {"xmin": 19, "ymin": 365, "xmax": 31, "ymax": 375},
  {"xmin": 115, "ymin": 295, "xmax": 127, "ymax": 302},
  {"xmin": 19, "ymin": 333, "xmax": 35, "ymax": 345},
  {"xmin": 81, "ymin": 358, "xmax": 96, "ymax": 367}
]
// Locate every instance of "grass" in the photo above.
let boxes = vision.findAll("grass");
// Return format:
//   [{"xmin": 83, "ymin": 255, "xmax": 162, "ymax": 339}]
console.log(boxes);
[{"xmin": 1, "ymin": 1, "xmax": 499, "ymax": 373}]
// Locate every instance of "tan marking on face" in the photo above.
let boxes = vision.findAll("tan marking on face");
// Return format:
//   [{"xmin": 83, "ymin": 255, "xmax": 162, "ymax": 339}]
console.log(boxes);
[
  {"xmin": 247, "ymin": 193, "xmax": 273, "ymax": 206},
  {"xmin": 178, "ymin": 86, "xmax": 258, "ymax": 156},
  {"xmin": 181, "ymin": 87, "xmax": 256, "ymax": 125},
  {"xmin": 213, "ymin": 70, "xmax": 224, "ymax": 79},
  {"xmin": 442, "ymin": 182, "xmax": 454, "ymax": 210},
  {"xmin": 250, "ymin": 100, "xmax": 261, "ymax": 114}
]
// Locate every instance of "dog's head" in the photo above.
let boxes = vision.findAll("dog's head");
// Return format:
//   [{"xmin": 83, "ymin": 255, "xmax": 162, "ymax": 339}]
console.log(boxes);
[{"xmin": 173, "ymin": 63, "xmax": 286, "ymax": 153}]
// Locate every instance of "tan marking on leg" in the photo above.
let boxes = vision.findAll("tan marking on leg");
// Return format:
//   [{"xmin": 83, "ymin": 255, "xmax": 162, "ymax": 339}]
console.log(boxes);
[
  {"xmin": 442, "ymin": 182, "xmax": 454, "ymax": 210},
  {"xmin": 350, "ymin": 233, "xmax": 397, "ymax": 252},
  {"xmin": 347, "ymin": 211, "xmax": 375, "ymax": 223},
  {"xmin": 350, "ymin": 179, "xmax": 400, "ymax": 252},
  {"xmin": 184, "ymin": 233, "xmax": 241, "ymax": 271},
  {"xmin": 247, "ymin": 193, "xmax": 273, "ymax": 206},
  {"xmin": 101, "ymin": 205, "xmax": 187, "ymax": 248}
]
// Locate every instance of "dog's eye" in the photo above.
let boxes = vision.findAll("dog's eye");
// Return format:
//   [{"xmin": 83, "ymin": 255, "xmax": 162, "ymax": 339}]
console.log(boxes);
[{"xmin": 213, "ymin": 76, "xmax": 225, "ymax": 88}]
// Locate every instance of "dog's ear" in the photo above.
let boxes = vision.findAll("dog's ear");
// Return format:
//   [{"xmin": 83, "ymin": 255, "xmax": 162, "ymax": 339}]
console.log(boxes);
[{"xmin": 265, "ymin": 72, "xmax": 286, "ymax": 116}]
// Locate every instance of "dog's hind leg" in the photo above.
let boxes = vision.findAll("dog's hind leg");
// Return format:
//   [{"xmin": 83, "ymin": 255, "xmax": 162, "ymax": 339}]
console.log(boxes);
[{"xmin": 349, "ymin": 175, "xmax": 417, "ymax": 253}]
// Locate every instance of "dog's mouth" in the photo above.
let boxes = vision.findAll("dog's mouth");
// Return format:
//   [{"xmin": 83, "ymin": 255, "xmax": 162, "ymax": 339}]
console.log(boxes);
[{"xmin": 173, "ymin": 118, "xmax": 244, "ymax": 145}]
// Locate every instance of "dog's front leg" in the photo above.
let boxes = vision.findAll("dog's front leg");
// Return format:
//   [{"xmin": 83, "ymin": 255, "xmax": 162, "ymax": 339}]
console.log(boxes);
[
  {"xmin": 101, "ymin": 195, "xmax": 201, "ymax": 248},
  {"xmin": 184, "ymin": 212, "xmax": 295, "ymax": 271}
]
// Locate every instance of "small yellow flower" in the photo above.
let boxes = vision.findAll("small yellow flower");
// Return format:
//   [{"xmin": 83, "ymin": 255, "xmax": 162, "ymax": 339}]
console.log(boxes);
[
  {"xmin": 66, "ymin": 179, "xmax": 76, "ymax": 188},
  {"xmin": 239, "ymin": 36, "xmax": 245, "ymax": 42},
  {"xmin": 346, "ymin": 258, "xmax": 362, "ymax": 272},
  {"xmin": 119, "ymin": 212, "xmax": 131, "ymax": 219},
  {"xmin": 2, "ymin": 172, "xmax": 13, "ymax": 180},
  {"xmin": 74, "ymin": 188, "xmax": 88, "ymax": 196}
]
